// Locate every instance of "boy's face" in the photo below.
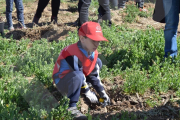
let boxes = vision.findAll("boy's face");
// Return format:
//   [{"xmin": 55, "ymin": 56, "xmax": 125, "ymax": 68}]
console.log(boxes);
[{"xmin": 80, "ymin": 36, "xmax": 100, "ymax": 53}]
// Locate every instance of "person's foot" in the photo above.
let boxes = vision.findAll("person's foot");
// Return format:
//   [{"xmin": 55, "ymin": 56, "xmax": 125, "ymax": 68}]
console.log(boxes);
[
  {"xmin": 71, "ymin": 18, "xmax": 79, "ymax": 27},
  {"xmin": 8, "ymin": 26, "xmax": 14, "ymax": 31},
  {"xmin": 118, "ymin": 6, "xmax": 126, "ymax": 10},
  {"xmin": 18, "ymin": 25, "xmax": 27, "ymax": 29},
  {"xmin": 97, "ymin": 15, "xmax": 102, "ymax": 24},
  {"xmin": 139, "ymin": 7, "xmax": 148, "ymax": 12},
  {"xmin": 32, "ymin": 16, "xmax": 40, "ymax": 24},
  {"xmin": 68, "ymin": 107, "xmax": 87, "ymax": 120},
  {"xmin": 51, "ymin": 16, "xmax": 61, "ymax": 26}
]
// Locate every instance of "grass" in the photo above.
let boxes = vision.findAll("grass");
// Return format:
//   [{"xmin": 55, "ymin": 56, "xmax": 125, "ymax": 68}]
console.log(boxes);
[
  {"xmin": 0, "ymin": 1, "xmax": 179, "ymax": 119},
  {"xmin": 123, "ymin": 4, "xmax": 153, "ymax": 23},
  {"xmin": 0, "ymin": 23, "xmax": 180, "ymax": 119}
]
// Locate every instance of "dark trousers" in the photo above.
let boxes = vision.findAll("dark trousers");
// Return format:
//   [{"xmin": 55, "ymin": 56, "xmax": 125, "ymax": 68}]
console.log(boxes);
[
  {"xmin": 136, "ymin": 0, "xmax": 144, "ymax": 8},
  {"xmin": 56, "ymin": 71, "xmax": 85, "ymax": 107},
  {"xmin": 78, "ymin": 0, "xmax": 111, "ymax": 27},
  {"xmin": 35, "ymin": 0, "xmax": 60, "ymax": 18}
]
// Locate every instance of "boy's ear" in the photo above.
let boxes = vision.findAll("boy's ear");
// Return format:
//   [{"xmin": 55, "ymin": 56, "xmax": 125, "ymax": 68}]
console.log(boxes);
[{"xmin": 79, "ymin": 35, "xmax": 85, "ymax": 42}]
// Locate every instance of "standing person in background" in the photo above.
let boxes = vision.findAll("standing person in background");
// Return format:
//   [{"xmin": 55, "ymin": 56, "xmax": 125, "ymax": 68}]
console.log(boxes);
[
  {"xmin": 117, "ymin": 0, "xmax": 147, "ymax": 11},
  {"xmin": 135, "ymin": 0, "xmax": 147, "ymax": 12},
  {"xmin": 118, "ymin": 0, "xmax": 126, "ymax": 9},
  {"xmin": 77, "ymin": 0, "xmax": 112, "ymax": 29},
  {"xmin": 6, "ymin": 0, "xmax": 26, "ymax": 31},
  {"xmin": 153, "ymin": 0, "xmax": 180, "ymax": 58},
  {"xmin": 32, "ymin": 0, "xmax": 60, "ymax": 25}
]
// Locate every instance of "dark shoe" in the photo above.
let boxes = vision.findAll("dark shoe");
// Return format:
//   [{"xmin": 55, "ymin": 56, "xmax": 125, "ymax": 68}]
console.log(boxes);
[
  {"xmin": 71, "ymin": 18, "xmax": 79, "ymax": 27},
  {"xmin": 51, "ymin": 16, "xmax": 61, "ymax": 26},
  {"xmin": 32, "ymin": 16, "xmax": 40, "ymax": 24},
  {"xmin": 68, "ymin": 107, "xmax": 87, "ymax": 120},
  {"xmin": 98, "ymin": 15, "xmax": 102, "ymax": 24}
]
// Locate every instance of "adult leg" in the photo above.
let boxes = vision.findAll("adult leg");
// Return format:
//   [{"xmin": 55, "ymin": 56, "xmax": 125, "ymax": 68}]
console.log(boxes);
[
  {"xmin": 33, "ymin": 0, "xmax": 50, "ymax": 23},
  {"xmin": 138, "ymin": 0, "xmax": 144, "ymax": 8},
  {"xmin": 6, "ymin": 0, "xmax": 14, "ymax": 29},
  {"xmin": 14, "ymin": 0, "xmax": 25, "ymax": 27},
  {"xmin": 118, "ymin": 0, "xmax": 126, "ymax": 9},
  {"xmin": 163, "ymin": 0, "xmax": 179, "ymax": 58},
  {"xmin": 51, "ymin": 0, "xmax": 60, "ymax": 23},
  {"xmin": 78, "ymin": 0, "xmax": 91, "ymax": 28},
  {"xmin": 98, "ymin": 0, "xmax": 112, "ymax": 26},
  {"xmin": 136, "ymin": 0, "xmax": 141, "ymax": 8},
  {"xmin": 56, "ymin": 71, "xmax": 85, "ymax": 107}
]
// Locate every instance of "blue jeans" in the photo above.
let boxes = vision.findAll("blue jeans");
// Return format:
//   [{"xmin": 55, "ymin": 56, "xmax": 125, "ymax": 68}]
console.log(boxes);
[
  {"xmin": 163, "ymin": 0, "xmax": 180, "ymax": 58},
  {"xmin": 6, "ymin": 0, "xmax": 25, "ymax": 28}
]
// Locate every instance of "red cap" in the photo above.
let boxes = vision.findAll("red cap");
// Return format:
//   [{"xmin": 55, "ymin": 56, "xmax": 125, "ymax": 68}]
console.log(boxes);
[{"xmin": 78, "ymin": 21, "xmax": 108, "ymax": 42}]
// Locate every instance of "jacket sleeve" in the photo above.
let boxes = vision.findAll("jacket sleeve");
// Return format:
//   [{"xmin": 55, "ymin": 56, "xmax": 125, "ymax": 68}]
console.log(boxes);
[
  {"xmin": 65, "ymin": 55, "xmax": 87, "ymax": 86},
  {"xmin": 86, "ymin": 58, "xmax": 104, "ymax": 93}
]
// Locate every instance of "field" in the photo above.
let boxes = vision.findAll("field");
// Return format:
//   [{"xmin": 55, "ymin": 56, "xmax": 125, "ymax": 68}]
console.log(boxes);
[{"xmin": 0, "ymin": 0, "xmax": 180, "ymax": 120}]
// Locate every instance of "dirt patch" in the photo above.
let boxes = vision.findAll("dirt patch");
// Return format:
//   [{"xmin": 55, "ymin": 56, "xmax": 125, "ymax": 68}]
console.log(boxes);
[
  {"xmin": 5, "ymin": 1, "xmax": 78, "ymax": 41},
  {"xmin": 4, "ymin": 1, "xmax": 180, "ymax": 40},
  {"xmin": 1, "ymin": 1, "xmax": 180, "ymax": 119},
  {"xmin": 0, "ymin": 16, "xmax": 5, "ymax": 22},
  {"xmin": 5, "ymin": 24, "xmax": 75, "ymax": 41},
  {"xmin": 78, "ymin": 76, "xmax": 180, "ymax": 120}
]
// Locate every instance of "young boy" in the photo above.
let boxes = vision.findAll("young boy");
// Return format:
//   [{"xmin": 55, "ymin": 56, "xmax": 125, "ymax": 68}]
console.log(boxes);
[
  {"xmin": 6, "ymin": 0, "xmax": 26, "ymax": 31},
  {"xmin": 52, "ymin": 21, "xmax": 110, "ymax": 120}
]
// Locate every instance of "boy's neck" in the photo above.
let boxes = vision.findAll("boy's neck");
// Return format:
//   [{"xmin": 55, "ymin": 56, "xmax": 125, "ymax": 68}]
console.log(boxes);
[{"xmin": 79, "ymin": 41, "xmax": 91, "ymax": 55}]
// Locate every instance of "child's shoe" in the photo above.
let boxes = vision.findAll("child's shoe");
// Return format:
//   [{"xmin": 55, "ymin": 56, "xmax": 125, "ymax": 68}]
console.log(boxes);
[{"xmin": 68, "ymin": 107, "xmax": 87, "ymax": 120}]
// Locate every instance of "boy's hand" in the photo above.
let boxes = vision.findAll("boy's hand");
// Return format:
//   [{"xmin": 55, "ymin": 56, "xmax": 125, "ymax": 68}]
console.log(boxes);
[
  {"xmin": 85, "ymin": 90, "xmax": 98, "ymax": 103},
  {"xmin": 99, "ymin": 90, "xmax": 111, "ymax": 107}
]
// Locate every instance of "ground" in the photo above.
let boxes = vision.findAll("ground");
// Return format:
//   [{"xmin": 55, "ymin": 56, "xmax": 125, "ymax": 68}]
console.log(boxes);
[
  {"xmin": 3, "ymin": 0, "xmax": 180, "ymax": 41},
  {"xmin": 2, "ymin": 1, "xmax": 180, "ymax": 119}
]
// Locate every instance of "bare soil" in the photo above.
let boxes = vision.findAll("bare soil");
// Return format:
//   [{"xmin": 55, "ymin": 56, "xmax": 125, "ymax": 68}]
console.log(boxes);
[
  {"xmin": 4, "ymin": 1, "xmax": 180, "ymax": 41},
  {"xmin": 2, "ymin": 1, "xmax": 180, "ymax": 119},
  {"xmin": 78, "ymin": 76, "xmax": 180, "ymax": 120},
  {"xmin": 0, "ymin": 16, "xmax": 4, "ymax": 22}
]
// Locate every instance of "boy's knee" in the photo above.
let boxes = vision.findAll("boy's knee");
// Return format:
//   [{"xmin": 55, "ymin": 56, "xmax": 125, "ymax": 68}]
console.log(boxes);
[{"xmin": 72, "ymin": 71, "xmax": 85, "ymax": 85}]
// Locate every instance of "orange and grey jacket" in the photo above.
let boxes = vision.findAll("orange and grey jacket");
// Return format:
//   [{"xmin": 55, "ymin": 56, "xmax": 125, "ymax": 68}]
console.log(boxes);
[{"xmin": 52, "ymin": 41, "xmax": 104, "ymax": 92}]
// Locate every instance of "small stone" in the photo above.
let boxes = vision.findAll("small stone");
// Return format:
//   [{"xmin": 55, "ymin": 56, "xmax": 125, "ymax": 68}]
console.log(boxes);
[
  {"xmin": 111, "ymin": 99, "xmax": 116, "ymax": 105},
  {"xmin": 116, "ymin": 101, "xmax": 122, "ymax": 105},
  {"xmin": 101, "ymin": 107, "xmax": 108, "ymax": 113},
  {"xmin": 106, "ymin": 86, "xmax": 111, "ymax": 90}
]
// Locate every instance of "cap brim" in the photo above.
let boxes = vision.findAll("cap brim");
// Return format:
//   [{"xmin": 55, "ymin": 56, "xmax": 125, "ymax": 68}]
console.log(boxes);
[{"xmin": 86, "ymin": 34, "xmax": 109, "ymax": 42}]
